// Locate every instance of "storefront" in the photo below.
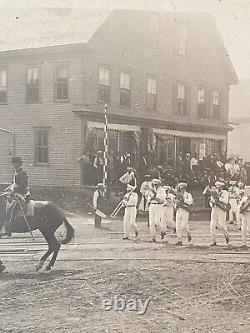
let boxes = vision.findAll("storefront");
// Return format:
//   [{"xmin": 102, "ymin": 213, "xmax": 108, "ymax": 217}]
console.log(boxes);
[
  {"xmin": 83, "ymin": 120, "xmax": 226, "ymax": 166},
  {"xmin": 76, "ymin": 110, "xmax": 229, "ymax": 185},
  {"xmin": 152, "ymin": 127, "xmax": 226, "ymax": 165}
]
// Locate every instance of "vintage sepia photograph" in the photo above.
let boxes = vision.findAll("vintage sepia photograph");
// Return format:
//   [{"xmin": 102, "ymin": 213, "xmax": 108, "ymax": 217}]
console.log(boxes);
[{"xmin": 0, "ymin": 0, "xmax": 250, "ymax": 332}]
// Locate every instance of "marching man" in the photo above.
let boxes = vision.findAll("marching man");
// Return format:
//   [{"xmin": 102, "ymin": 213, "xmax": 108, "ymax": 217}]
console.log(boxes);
[
  {"xmin": 237, "ymin": 181, "xmax": 245, "ymax": 230},
  {"xmin": 161, "ymin": 185, "xmax": 176, "ymax": 233},
  {"xmin": 138, "ymin": 175, "xmax": 151, "ymax": 212},
  {"xmin": 123, "ymin": 184, "xmax": 139, "ymax": 240},
  {"xmin": 209, "ymin": 181, "xmax": 231, "ymax": 246},
  {"xmin": 174, "ymin": 183, "xmax": 193, "ymax": 246},
  {"xmin": 119, "ymin": 167, "xmax": 136, "ymax": 190},
  {"xmin": 148, "ymin": 179, "xmax": 166, "ymax": 242},
  {"xmin": 228, "ymin": 179, "xmax": 240, "ymax": 225},
  {"xmin": 238, "ymin": 186, "xmax": 250, "ymax": 248}
]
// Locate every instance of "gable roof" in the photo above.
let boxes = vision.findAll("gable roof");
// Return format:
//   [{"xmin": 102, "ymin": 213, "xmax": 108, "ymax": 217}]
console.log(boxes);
[
  {"xmin": 0, "ymin": 7, "xmax": 238, "ymax": 84},
  {"xmin": 0, "ymin": 7, "xmax": 111, "ymax": 51}
]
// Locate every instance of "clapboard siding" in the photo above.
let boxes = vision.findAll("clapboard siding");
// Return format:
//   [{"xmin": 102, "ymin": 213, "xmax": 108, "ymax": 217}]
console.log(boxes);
[{"xmin": 0, "ymin": 50, "xmax": 83, "ymax": 187}]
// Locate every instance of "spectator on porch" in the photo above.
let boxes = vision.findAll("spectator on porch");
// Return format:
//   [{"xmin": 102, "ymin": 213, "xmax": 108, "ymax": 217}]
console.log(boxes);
[
  {"xmin": 237, "ymin": 158, "xmax": 247, "ymax": 184},
  {"xmin": 113, "ymin": 151, "xmax": 122, "ymax": 181},
  {"xmin": 138, "ymin": 154, "xmax": 148, "ymax": 181},
  {"xmin": 108, "ymin": 150, "xmax": 115, "ymax": 184},
  {"xmin": 183, "ymin": 153, "xmax": 191, "ymax": 174},
  {"xmin": 190, "ymin": 154, "xmax": 198, "ymax": 174},
  {"xmin": 156, "ymin": 165, "xmax": 164, "ymax": 180},
  {"xmin": 121, "ymin": 153, "xmax": 132, "ymax": 173},
  {"xmin": 93, "ymin": 150, "xmax": 104, "ymax": 183},
  {"xmin": 176, "ymin": 152, "xmax": 183, "ymax": 175},
  {"xmin": 77, "ymin": 151, "xmax": 92, "ymax": 185}
]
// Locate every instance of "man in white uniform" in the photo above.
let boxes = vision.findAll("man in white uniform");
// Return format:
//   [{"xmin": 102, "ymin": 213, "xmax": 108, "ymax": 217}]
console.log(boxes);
[
  {"xmin": 228, "ymin": 180, "xmax": 240, "ymax": 225},
  {"xmin": 123, "ymin": 184, "xmax": 138, "ymax": 240},
  {"xmin": 138, "ymin": 175, "xmax": 151, "ymax": 212},
  {"xmin": 148, "ymin": 179, "xmax": 166, "ymax": 242},
  {"xmin": 161, "ymin": 185, "xmax": 176, "ymax": 235},
  {"xmin": 237, "ymin": 181, "xmax": 245, "ymax": 230},
  {"xmin": 175, "ymin": 183, "xmax": 193, "ymax": 246},
  {"xmin": 238, "ymin": 186, "xmax": 250, "ymax": 247},
  {"xmin": 209, "ymin": 181, "xmax": 230, "ymax": 246}
]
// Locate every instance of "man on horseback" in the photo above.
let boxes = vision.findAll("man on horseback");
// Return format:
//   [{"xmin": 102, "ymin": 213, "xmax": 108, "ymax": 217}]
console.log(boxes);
[{"xmin": 0, "ymin": 157, "xmax": 33, "ymax": 237}]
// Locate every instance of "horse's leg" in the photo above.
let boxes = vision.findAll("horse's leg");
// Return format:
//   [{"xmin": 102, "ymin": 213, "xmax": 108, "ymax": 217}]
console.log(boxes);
[
  {"xmin": 45, "ymin": 236, "xmax": 61, "ymax": 271},
  {"xmin": 36, "ymin": 229, "xmax": 54, "ymax": 272}
]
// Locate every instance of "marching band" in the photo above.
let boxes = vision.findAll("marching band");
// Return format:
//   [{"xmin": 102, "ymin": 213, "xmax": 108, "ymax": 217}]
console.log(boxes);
[{"xmin": 92, "ymin": 173, "xmax": 250, "ymax": 247}]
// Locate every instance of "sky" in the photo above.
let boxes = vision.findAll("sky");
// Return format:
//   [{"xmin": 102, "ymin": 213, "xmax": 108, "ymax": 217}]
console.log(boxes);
[{"xmin": 0, "ymin": 0, "xmax": 249, "ymax": 81}]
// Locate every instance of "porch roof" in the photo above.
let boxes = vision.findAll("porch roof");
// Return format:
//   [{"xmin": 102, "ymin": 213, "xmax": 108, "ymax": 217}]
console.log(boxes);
[{"xmin": 73, "ymin": 108, "xmax": 232, "ymax": 136}]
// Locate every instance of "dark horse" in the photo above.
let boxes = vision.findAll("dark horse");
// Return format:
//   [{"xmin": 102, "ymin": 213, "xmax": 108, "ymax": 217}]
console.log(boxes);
[{"xmin": 0, "ymin": 194, "xmax": 75, "ymax": 271}]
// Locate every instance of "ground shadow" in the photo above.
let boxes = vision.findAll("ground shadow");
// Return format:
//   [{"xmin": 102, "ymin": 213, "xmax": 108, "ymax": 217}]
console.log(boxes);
[{"xmin": 0, "ymin": 269, "xmax": 83, "ymax": 282}]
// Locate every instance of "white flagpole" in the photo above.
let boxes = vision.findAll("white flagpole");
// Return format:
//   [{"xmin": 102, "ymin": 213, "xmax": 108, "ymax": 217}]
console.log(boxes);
[{"xmin": 103, "ymin": 104, "xmax": 108, "ymax": 195}]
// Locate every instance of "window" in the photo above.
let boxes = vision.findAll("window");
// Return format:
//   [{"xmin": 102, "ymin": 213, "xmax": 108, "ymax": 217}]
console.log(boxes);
[
  {"xmin": 0, "ymin": 70, "xmax": 7, "ymax": 104},
  {"xmin": 55, "ymin": 64, "xmax": 69, "ymax": 100},
  {"xmin": 178, "ymin": 40, "xmax": 186, "ymax": 56},
  {"xmin": 34, "ymin": 128, "xmax": 50, "ymax": 164},
  {"xmin": 26, "ymin": 67, "xmax": 40, "ymax": 103},
  {"xmin": 177, "ymin": 84, "xmax": 187, "ymax": 115},
  {"xmin": 197, "ymin": 88, "xmax": 207, "ymax": 118},
  {"xmin": 120, "ymin": 72, "xmax": 130, "ymax": 107},
  {"xmin": 98, "ymin": 67, "xmax": 110, "ymax": 105},
  {"xmin": 146, "ymin": 78, "xmax": 157, "ymax": 111},
  {"xmin": 212, "ymin": 90, "xmax": 220, "ymax": 119}
]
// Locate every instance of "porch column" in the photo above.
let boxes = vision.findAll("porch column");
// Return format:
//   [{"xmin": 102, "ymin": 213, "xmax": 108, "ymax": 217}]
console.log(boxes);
[{"xmin": 174, "ymin": 136, "xmax": 177, "ymax": 168}]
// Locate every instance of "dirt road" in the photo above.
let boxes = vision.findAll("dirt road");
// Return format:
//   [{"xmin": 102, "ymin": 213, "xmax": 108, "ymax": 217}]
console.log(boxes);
[{"xmin": 0, "ymin": 216, "xmax": 250, "ymax": 333}]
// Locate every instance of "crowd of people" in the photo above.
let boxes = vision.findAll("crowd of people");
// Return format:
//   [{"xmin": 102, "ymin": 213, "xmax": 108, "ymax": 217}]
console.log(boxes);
[{"xmin": 79, "ymin": 149, "xmax": 249, "ymax": 190}]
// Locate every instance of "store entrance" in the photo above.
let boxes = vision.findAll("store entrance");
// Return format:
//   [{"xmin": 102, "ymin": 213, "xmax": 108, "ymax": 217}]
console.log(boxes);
[{"xmin": 178, "ymin": 137, "xmax": 191, "ymax": 156}]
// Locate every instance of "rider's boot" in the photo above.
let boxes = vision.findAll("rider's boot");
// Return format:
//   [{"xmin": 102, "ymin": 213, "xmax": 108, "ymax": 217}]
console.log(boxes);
[{"xmin": 0, "ymin": 221, "xmax": 12, "ymax": 238}]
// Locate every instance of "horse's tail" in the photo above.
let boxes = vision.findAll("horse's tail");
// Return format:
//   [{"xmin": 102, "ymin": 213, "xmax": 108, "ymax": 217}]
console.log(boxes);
[{"xmin": 60, "ymin": 217, "xmax": 75, "ymax": 244}]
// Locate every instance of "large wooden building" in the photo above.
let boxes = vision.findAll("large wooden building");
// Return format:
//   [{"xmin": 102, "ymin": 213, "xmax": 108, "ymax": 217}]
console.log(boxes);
[{"xmin": 0, "ymin": 8, "xmax": 237, "ymax": 187}]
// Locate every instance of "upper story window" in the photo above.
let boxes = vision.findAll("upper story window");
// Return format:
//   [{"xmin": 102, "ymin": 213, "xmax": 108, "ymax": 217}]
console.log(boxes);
[
  {"xmin": 212, "ymin": 90, "xmax": 221, "ymax": 119},
  {"xmin": 55, "ymin": 64, "xmax": 69, "ymax": 101},
  {"xmin": 120, "ymin": 72, "xmax": 130, "ymax": 108},
  {"xmin": 26, "ymin": 67, "xmax": 40, "ymax": 103},
  {"xmin": 197, "ymin": 88, "xmax": 207, "ymax": 118},
  {"xmin": 0, "ymin": 70, "xmax": 7, "ymax": 104},
  {"xmin": 98, "ymin": 67, "xmax": 110, "ymax": 105},
  {"xmin": 34, "ymin": 127, "xmax": 50, "ymax": 165},
  {"xmin": 177, "ymin": 84, "xmax": 187, "ymax": 115},
  {"xmin": 146, "ymin": 78, "xmax": 157, "ymax": 112}
]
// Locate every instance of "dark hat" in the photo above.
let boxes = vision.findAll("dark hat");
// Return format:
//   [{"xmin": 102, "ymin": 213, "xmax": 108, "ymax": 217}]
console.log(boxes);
[{"xmin": 11, "ymin": 157, "xmax": 22, "ymax": 164}]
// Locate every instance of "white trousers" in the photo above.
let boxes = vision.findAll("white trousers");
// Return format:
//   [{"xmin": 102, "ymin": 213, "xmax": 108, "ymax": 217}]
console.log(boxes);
[
  {"xmin": 149, "ymin": 204, "xmax": 164, "ymax": 239},
  {"xmin": 123, "ymin": 206, "xmax": 138, "ymax": 237},
  {"xmin": 229, "ymin": 199, "xmax": 238, "ymax": 222},
  {"xmin": 161, "ymin": 206, "xmax": 175, "ymax": 231},
  {"xmin": 210, "ymin": 207, "xmax": 230, "ymax": 243},
  {"xmin": 176, "ymin": 208, "xmax": 191, "ymax": 242},
  {"xmin": 241, "ymin": 212, "xmax": 250, "ymax": 245}
]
